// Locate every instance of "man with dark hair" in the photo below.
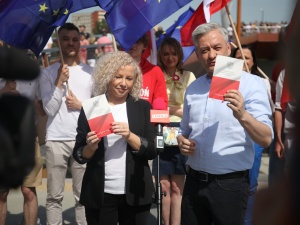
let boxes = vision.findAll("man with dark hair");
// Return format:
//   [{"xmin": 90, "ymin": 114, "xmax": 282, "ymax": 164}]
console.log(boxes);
[{"xmin": 39, "ymin": 22, "xmax": 93, "ymax": 225}]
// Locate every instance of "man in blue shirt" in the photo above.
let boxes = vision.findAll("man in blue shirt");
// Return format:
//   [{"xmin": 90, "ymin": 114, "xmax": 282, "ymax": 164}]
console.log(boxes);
[{"xmin": 177, "ymin": 23, "xmax": 273, "ymax": 225}]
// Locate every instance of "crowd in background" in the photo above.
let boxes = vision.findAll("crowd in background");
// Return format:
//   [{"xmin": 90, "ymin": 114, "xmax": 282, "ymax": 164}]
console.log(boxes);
[
  {"xmin": 0, "ymin": 18, "xmax": 297, "ymax": 225},
  {"xmin": 226, "ymin": 20, "xmax": 289, "ymax": 38}
]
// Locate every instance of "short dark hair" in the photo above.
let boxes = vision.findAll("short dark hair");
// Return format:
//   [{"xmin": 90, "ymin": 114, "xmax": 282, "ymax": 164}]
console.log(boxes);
[
  {"xmin": 136, "ymin": 33, "xmax": 150, "ymax": 47},
  {"xmin": 58, "ymin": 23, "xmax": 80, "ymax": 34},
  {"xmin": 231, "ymin": 44, "xmax": 262, "ymax": 78}
]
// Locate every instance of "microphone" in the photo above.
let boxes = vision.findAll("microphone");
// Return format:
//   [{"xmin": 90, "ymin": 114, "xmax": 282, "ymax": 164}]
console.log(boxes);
[{"xmin": 150, "ymin": 98, "xmax": 169, "ymax": 151}]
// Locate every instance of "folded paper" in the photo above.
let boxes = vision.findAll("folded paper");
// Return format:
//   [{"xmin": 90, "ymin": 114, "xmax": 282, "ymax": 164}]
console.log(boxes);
[{"xmin": 82, "ymin": 94, "xmax": 114, "ymax": 138}]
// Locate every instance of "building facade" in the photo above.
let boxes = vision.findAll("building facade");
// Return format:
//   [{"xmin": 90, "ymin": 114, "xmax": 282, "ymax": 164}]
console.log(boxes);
[{"xmin": 72, "ymin": 10, "xmax": 106, "ymax": 35}]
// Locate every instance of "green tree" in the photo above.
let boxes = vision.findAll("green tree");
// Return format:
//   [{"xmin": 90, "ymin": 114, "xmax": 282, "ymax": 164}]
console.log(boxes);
[{"xmin": 93, "ymin": 20, "xmax": 111, "ymax": 35}]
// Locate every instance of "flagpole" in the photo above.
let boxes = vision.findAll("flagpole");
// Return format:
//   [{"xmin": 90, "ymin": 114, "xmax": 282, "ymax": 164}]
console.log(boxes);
[
  {"xmin": 237, "ymin": 0, "xmax": 242, "ymax": 39},
  {"xmin": 150, "ymin": 28, "xmax": 157, "ymax": 65},
  {"xmin": 42, "ymin": 52, "xmax": 49, "ymax": 68},
  {"xmin": 55, "ymin": 28, "xmax": 71, "ymax": 96},
  {"xmin": 111, "ymin": 34, "xmax": 118, "ymax": 52},
  {"xmin": 225, "ymin": 4, "xmax": 250, "ymax": 73}
]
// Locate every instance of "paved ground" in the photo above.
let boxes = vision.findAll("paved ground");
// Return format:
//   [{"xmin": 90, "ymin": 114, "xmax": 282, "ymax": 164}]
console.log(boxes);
[{"xmin": 5, "ymin": 156, "xmax": 270, "ymax": 225}]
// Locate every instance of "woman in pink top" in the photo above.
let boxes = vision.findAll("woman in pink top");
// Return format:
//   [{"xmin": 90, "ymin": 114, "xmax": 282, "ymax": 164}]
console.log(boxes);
[{"xmin": 80, "ymin": 33, "xmax": 89, "ymax": 64}]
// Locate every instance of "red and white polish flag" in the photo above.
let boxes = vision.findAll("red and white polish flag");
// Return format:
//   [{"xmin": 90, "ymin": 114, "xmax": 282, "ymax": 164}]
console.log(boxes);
[
  {"xmin": 181, "ymin": 0, "xmax": 231, "ymax": 46},
  {"xmin": 209, "ymin": 55, "xmax": 243, "ymax": 100},
  {"xmin": 82, "ymin": 94, "xmax": 114, "ymax": 138}
]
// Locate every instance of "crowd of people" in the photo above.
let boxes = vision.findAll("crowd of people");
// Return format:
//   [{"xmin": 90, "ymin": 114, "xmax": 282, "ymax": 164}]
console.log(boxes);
[
  {"xmin": 40, "ymin": 24, "xmax": 115, "ymax": 68},
  {"xmin": 226, "ymin": 21, "xmax": 289, "ymax": 38},
  {"xmin": 0, "ymin": 19, "xmax": 297, "ymax": 225}
]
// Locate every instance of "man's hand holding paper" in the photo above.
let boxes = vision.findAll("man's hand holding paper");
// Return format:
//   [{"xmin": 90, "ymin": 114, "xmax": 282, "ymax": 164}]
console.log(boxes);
[{"xmin": 224, "ymin": 89, "xmax": 246, "ymax": 120}]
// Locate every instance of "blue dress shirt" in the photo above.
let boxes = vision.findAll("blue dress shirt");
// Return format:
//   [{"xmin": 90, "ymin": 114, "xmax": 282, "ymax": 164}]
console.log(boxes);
[{"xmin": 179, "ymin": 71, "xmax": 273, "ymax": 174}]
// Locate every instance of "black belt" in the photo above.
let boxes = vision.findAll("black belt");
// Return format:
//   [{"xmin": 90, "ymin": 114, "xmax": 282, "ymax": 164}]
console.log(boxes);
[{"xmin": 186, "ymin": 166, "xmax": 249, "ymax": 182}]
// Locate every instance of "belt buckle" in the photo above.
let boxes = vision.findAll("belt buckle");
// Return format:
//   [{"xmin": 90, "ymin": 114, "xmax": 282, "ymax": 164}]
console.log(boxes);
[{"xmin": 199, "ymin": 171, "xmax": 208, "ymax": 182}]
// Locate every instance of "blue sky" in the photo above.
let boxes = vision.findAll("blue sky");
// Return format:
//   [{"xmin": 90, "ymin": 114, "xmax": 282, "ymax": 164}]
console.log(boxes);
[{"xmin": 72, "ymin": 0, "xmax": 297, "ymax": 30}]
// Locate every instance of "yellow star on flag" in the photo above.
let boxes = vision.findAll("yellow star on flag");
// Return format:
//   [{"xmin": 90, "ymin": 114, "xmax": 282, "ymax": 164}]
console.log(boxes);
[
  {"xmin": 39, "ymin": 3, "xmax": 48, "ymax": 13},
  {"xmin": 53, "ymin": 9, "xmax": 60, "ymax": 16},
  {"xmin": 64, "ymin": 8, "xmax": 69, "ymax": 15}
]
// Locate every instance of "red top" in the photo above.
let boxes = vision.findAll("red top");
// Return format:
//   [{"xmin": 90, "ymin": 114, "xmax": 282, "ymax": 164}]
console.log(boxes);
[
  {"xmin": 139, "ymin": 58, "xmax": 168, "ymax": 109},
  {"xmin": 281, "ymin": 72, "xmax": 292, "ymax": 111}
]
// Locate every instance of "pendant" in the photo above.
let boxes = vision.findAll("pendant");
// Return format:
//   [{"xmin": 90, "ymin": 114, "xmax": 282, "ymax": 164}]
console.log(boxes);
[{"xmin": 172, "ymin": 74, "xmax": 180, "ymax": 81}]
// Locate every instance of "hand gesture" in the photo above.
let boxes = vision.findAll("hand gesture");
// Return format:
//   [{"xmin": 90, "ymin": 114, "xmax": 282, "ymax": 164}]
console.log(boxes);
[
  {"xmin": 224, "ymin": 90, "xmax": 246, "ymax": 120},
  {"xmin": 55, "ymin": 64, "xmax": 69, "ymax": 89},
  {"xmin": 0, "ymin": 80, "xmax": 19, "ymax": 95},
  {"xmin": 65, "ymin": 90, "xmax": 81, "ymax": 110},
  {"xmin": 177, "ymin": 135, "xmax": 196, "ymax": 156},
  {"xmin": 275, "ymin": 139, "xmax": 284, "ymax": 159},
  {"xmin": 111, "ymin": 122, "xmax": 131, "ymax": 140},
  {"xmin": 86, "ymin": 131, "xmax": 101, "ymax": 151}
]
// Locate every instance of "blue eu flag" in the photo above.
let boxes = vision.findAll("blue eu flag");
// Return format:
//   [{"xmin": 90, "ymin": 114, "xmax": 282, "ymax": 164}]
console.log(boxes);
[
  {"xmin": 69, "ymin": 0, "xmax": 99, "ymax": 14},
  {"xmin": 156, "ymin": 7, "xmax": 195, "ymax": 63},
  {"xmin": 100, "ymin": 0, "xmax": 193, "ymax": 51},
  {"xmin": 0, "ymin": 0, "xmax": 73, "ymax": 56}
]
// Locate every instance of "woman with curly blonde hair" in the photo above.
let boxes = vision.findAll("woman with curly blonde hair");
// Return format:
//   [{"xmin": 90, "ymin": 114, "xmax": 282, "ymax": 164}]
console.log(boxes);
[
  {"xmin": 92, "ymin": 51, "xmax": 142, "ymax": 101},
  {"xmin": 73, "ymin": 51, "xmax": 156, "ymax": 225}
]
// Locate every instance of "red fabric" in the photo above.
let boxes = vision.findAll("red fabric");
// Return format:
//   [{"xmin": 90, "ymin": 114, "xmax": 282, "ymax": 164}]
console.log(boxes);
[
  {"xmin": 271, "ymin": 61, "xmax": 285, "ymax": 102},
  {"xmin": 180, "ymin": 1, "xmax": 205, "ymax": 46},
  {"xmin": 284, "ymin": 1, "xmax": 298, "ymax": 44},
  {"xmin": 180, "ymin": 0, "xmax": 230, "ymax": 46},
  {"xmin": 139, "ymin": 58, "xmax": 168, "ymax": 108},
  {"xmin": 279, "ymin": 2, "xmax": 297, "ymax": 109},
  {"xmin": 210, "ymin": 0, "xmax": 230, "ymax": 14},
  {"xmin": 281, "ymin": 74, "xmax": 292, "ymax": 111}
]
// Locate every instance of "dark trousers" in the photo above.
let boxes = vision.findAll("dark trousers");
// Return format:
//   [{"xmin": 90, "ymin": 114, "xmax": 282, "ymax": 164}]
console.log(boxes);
[
  {"xmin": 268, "ymin": 136, "xmax": 285, "ymax": 186},
  {"xmin": 181, "ymin": 173, "xmax": 249, "ymax": 225},
  {"xmin": 85, "ymin": 193, "xmax": 151, "ymax": 225}
]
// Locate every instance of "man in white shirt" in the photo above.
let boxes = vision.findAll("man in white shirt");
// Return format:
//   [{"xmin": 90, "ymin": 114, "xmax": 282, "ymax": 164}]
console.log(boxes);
[{"xmin": 39, "ymin": 23, "xmax": 93, "ymax": 225}]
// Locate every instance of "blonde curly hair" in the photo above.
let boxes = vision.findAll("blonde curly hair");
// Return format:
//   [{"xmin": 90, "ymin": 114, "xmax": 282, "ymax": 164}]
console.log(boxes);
[{"xmin": 92, "ymin": 51, "xmax": 142, "ymax": 101}]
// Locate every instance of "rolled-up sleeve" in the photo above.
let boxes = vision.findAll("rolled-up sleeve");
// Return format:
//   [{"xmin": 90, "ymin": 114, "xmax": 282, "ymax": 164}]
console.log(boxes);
[
  {"xmin": 274, "ymin": 70, "xmax": 285, "ymax": 110},
  {"xmin": 243, "ymin": 74, "xmax": 273, "ymax": 137}
]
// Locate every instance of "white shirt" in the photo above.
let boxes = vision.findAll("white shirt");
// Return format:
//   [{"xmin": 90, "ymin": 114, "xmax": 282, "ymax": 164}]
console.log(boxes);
[
  {"xmin": 0, "ymin": 78, "xmax": 40, "ymax": 100},
  {"xmin": 104, "ymin": 102, "xmax": 128, "ymax": 194},
  {"xmin": 39, "ymin": 62, "xmax": 93, "ymax": 141},
  {"xmin": 275, "ymin": 69, "xmax": 285, "ymax": 110}
]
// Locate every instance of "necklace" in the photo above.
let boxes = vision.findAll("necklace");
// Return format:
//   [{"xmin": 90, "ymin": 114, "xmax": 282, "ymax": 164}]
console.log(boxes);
[{"xmin": 172, "ymin": 74, "xmax": 180, "ymax": 81}]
